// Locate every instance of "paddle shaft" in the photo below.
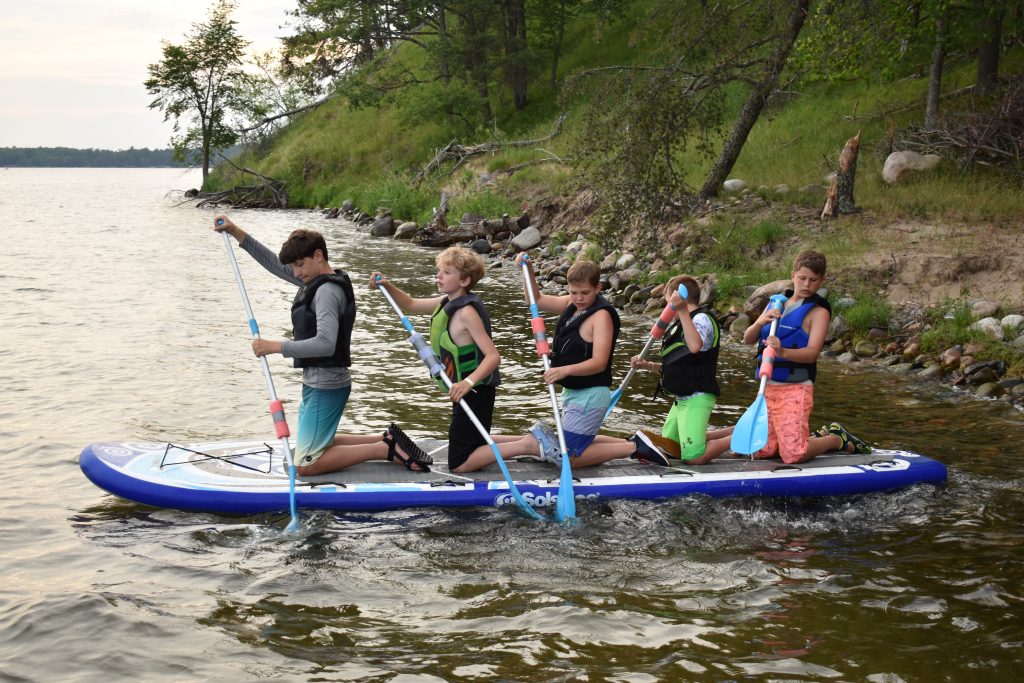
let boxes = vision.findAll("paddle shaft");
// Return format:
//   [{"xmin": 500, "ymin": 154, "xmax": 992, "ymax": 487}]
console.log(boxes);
[
  {"xmin": 375, "ymin": 280, "xmax": 544, "ymax": 520},
  {"xmin": 220, "ymin": 230, "xmax": 299, "ymax": 529},
  {"xmin": 604, "ymin": 283, "xmax": 688, "ymax": 421},
  {"xmin": 519, "ymin": 256, "xmax": 575, "ymax": 522}
]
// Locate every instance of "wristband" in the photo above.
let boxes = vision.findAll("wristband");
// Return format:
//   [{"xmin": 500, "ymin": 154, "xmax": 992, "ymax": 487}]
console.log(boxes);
[{"xmin": 464, "ymin": 377, "xmax": 476, "ymax": 387}]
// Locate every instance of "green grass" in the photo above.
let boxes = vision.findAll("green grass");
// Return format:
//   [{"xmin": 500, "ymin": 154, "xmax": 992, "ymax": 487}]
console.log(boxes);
[{"xmin": 840, "ymin": 292, "xmax": 893, "ymax": 334}]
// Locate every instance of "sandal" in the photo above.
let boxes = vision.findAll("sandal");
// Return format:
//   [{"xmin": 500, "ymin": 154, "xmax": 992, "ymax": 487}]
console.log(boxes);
[
  {"xmin": 812, "ymin": 424, "xmax": 830, "ymax": 438},
  {"xmin": 383, "ymin": 423, "xmax": 432, "ymax": 471},
  {"xmin": 826, "ymin": 422, "xmax": 873, "ymax": 454}
]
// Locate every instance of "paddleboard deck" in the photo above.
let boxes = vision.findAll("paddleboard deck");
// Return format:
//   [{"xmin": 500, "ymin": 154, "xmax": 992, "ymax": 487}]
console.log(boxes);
[{"xmin": 79, "ymin": 438, "xmax": 948, "ymax": 515}]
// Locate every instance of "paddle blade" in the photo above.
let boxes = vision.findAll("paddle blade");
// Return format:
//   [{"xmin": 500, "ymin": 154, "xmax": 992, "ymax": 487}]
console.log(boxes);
[
  {"xmin": 730, "ymin": 394, "xmax": 769, "ymax": 455},
  {"xmin": 555, "ymin": 456, "xmax": 576, "ymax": 522}
]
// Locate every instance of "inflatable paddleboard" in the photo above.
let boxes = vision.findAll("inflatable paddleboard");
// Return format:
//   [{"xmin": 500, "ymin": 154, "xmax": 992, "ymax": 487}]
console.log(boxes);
[{"xmin": 79, "ymin": 438, "xmax": 948, "ymax": 515}]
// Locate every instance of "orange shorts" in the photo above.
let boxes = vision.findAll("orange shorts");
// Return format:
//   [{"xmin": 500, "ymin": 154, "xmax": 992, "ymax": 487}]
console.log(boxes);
[{"xmin": 756, "ymin": 383, "xmax": 814, "ymax": 464}]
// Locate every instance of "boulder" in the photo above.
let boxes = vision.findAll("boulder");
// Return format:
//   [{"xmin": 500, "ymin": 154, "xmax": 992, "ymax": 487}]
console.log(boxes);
[
  {"xmin": 828, "ymin": 314, "xmax": 850, "ymax": 340},
  {"xmin": 854, "ymin": 341, "xmax": 879, "ymax": 357},
  {"xmin": 394, "ymin": 221, "xmax": 418, "ymax": 240},
  {"xmin": 470, "ymin": 239, "xmax": 491, "ymax": 254},
  {"xmin": 970, "ymin": 317, "xmax": 1004, "ymax": 341},
  {"xmin": 918, "ymin": 364, "xmax": 945, "ymax": 380},
  {"xmin": 369, "ymin": 216, "xmax": 395, "ymax": 237},
  {"xmin": 975, "ymin": 382, "xmax": 1006, "ymax": 399},
  {"xmin": 971, "ymin": 300, "xmax": 1000, "ymax": 319},
  {"xmin": 723, "ymin": 179, "xmax": 746, "ymax": 194},
  {"xmin": 882, "ymin": 151, "xmax": 941, "ymax": 184},
  {"xmin": 1000, "ymin": 314, "xmax": 1024, "ymax": 331},
  {"xmin": 615, "ymin": 253, "xmax": 637, "ymax": 270},
  {"xmin": 341, "ymin": 199, "xmax": 354, "ymax": 213},
  {"xmin": 743, "ymin": 279, "xmax": 790, "ymax": 320},
  {"xmin": 511, "ymin": 226, "xmax": 542, "ymax": 251}
]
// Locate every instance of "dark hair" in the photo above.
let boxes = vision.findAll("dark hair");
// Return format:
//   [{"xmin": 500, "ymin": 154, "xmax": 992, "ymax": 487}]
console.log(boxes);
[
  {"xmin": 279, "ymin": 229, "xmax": 328, "ymax": 265},
  {"xmin": 567, "ymin": 261, "xmax": 601, "ymax": 287},
  {"xmin": 793, "ymin": 250, "xmax": 827, "ymax": 276}
]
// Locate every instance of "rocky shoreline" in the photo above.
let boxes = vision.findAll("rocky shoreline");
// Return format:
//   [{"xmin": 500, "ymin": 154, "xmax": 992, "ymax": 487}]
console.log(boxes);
[{"xmin": 323, "ymin": 203, "xmax": 1024, "ymax": 412}]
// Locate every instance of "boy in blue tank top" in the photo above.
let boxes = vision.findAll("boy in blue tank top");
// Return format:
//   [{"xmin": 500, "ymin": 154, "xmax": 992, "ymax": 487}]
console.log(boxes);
[
  {"xmin": 372, "ymin": 246, "xmax": 502, "ymax": 472},
  {"xmin": 214, "ymin": 215, "xmax": 430, "ymax": 476},
  {"xmin": 486, "ymin": 256, "xmax": 671, "ymax": 469},
  {"xmin": 739, "ymin": 250, "xmax": 871, "ymax": 463}
]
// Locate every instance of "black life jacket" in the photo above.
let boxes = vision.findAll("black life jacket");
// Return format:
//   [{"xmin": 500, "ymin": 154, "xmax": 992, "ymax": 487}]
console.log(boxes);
[
  {"xmin": 658, "ymin": 307, "xmax": 721, "ymax": 397},
  {"xmin": 290, "ymin": 270, "xmax": 356, "ymax": 368},
  {"xmin": 552, "ymin": 294, "xmax": 621, "ymax": 390},
  {"xmin": 754, "ymin": 290, "xmax": 831, "ymax": 383}
]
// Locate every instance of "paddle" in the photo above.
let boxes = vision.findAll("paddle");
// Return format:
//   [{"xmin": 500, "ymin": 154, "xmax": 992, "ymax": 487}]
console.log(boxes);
[
  {"xmin": 374, "ymin": 277, "xmax": 544, "ymax": 521},
  {"xmin": 729, "ymin": 294, "xmax": 788, "ymax": 456},
  {"xmin": 603, "ymin": 283, "xmax": 688, "ymax": 422},
  {"xmin": 218, "ymin": 226, "xmax": 301, "ymax": 532},
  {"xmin": 519, "ymin": 254, "xmax": 576, "ymax": 524}
]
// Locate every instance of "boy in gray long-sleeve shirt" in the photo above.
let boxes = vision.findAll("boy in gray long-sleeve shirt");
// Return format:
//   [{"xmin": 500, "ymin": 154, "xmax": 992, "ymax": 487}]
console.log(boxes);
[{"xmin": 214, "ymin": 215, "xmax": 430, "ymax": 476}]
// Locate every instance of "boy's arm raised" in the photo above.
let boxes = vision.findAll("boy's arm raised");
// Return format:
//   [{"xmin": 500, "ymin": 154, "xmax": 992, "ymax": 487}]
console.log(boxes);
[
  {"xmin": 516, "ymin": 253, "xmax": 569, "ymax": 313},
  {"xmin": 370, "ymin": 271, "xmax": 442, "ymax": 314}
]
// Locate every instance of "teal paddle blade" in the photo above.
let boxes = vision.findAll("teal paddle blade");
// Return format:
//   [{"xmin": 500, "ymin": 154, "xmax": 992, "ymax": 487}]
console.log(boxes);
[
  {"xmin": 730, "ymin": 393, "xmax": 769, "ymax": 455},
  {"xmin": 555, "ymin": 455, "xmax": 576, "ymax": 522}
]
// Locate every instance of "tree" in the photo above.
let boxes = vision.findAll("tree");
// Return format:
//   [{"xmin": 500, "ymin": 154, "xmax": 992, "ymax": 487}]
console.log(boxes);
[{"xmin": 145, "ymin": 0, "xmax": 250, "ymax": 181}]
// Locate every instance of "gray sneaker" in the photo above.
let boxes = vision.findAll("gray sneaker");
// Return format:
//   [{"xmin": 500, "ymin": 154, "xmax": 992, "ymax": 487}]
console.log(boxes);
[{"xmin": 528, "ymin": 421, "xmax": 562, "ymax": 466}]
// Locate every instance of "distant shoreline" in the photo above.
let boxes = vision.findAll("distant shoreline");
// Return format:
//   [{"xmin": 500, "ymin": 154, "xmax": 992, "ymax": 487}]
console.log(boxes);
[{"xmin": 1, "ymin": 146, "xmax": 189, "ymax": 168}]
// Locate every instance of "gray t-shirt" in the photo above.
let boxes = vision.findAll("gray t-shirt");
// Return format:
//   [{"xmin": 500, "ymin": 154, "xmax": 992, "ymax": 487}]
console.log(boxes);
[{"xmin": 240, "ymin": 235, "xmax": 352, "ymax": 390}]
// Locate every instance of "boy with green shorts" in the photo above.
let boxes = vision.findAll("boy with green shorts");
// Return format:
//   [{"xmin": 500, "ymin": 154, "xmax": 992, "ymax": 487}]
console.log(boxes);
[{"xmin": 630, "ymin": 275, "xmax": 733, "ymax": 464}]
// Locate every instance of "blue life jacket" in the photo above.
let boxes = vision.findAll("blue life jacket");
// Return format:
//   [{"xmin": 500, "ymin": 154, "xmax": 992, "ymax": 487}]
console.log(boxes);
[{"xmin": 755, "ymin": 291, "xmax": 831, "ymax": 382}]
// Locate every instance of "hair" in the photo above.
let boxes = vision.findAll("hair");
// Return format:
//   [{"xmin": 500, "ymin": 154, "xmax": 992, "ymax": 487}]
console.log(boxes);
[
  {"xmin": 278, "ymin": 229, "xmax": 328, "ymax": 265},
  {"xmin": 566, "ymin": 260, "xmax": 601, "ymax": 287},
  {"xmin": 666, "ymin": 275, "xmax": 700, "ymax": 305},
  {"xmin": 792, "ymin": 250, "xmax": 827, "ymax": 276},
  {"xmin": 436, "ymin": 246, "xmax": 485, "ymax": 289}
]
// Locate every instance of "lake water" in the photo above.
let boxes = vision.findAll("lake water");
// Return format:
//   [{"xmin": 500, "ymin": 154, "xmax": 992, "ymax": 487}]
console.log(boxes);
[{"xmin": 1, "ymin": 168, "xmax": 1022, "ymax": 681}]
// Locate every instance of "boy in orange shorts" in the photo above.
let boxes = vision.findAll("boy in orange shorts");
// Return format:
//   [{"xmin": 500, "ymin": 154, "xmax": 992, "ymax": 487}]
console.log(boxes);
[{"xmin": 741, "ymin": 250, "xmax": 870, "ymax": 464}]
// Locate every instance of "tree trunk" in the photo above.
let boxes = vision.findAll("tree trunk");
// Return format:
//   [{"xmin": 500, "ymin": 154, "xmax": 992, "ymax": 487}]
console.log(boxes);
[
  {"xmin": 503, "ymin": 0, "xmax": 528, "ymax": 110},
  {"xmin": 696, "ymin": 0, "xmax": 810, "ymax": 206},
  {"xmin": 925, "ymin": 4, "xmax": 948, "ymax": 129},
  {"xmin": 976, "ymin": 1, "xmax": 1004, "ymax": 97},
  {"xmin": 821, "ymin": 131, "xmax": 861, "ymax": 219}
]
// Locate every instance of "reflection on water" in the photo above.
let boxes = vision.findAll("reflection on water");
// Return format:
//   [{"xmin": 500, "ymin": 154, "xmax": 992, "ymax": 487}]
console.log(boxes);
[{"xmin": 1, "ymin": 169, "xmax": 1022, "ymax": 681}]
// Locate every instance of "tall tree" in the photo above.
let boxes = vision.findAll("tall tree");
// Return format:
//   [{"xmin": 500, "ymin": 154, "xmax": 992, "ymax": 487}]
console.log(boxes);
[
  {"xmin": 975, "ymin": 0, "xmax": 1005, "ymax": 97},
  {"xmin": 924, "ymin": 0, "xmax": 949, "ymax": 129},
  {"xmin": 144, "ymin": 0, "xmax": 250, "ymax": 181}
]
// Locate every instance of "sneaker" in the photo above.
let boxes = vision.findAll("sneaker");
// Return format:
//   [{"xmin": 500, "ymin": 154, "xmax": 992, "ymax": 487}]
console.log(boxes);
[
  {"xmin": 528, "ymin": 421, "xmax": 562, "ymax": 466},
  {"xmin": 826, "ymin": 422, "xmax": 873, "ymax": 454},
  {"xmin": 629, "ymin": 431, "xmax": 671, "ymax": 467}
]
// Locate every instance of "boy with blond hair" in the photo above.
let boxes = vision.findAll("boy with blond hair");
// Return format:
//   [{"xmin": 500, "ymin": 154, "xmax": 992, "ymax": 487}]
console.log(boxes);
[{"xmin": 372, "ymin": 246, "xmax": 503, "ymax": 472}]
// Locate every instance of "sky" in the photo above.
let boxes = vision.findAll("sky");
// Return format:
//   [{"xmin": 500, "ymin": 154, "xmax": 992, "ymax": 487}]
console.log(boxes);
[{"xmin": 0, "ymin": 1, "xmax": 294, "ymax": 150}]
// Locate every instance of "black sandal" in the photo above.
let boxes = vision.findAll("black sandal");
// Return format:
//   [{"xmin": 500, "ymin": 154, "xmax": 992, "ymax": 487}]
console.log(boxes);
[{"xmin": 383, "ymin": 423, "xmax": 432, "ymax": 471}]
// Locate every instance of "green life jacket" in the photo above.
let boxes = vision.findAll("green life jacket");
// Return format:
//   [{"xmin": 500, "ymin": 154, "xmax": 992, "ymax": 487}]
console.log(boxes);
[{"xmin": 429, "ymin": 294, "xmax": 500, "ymax": 390}]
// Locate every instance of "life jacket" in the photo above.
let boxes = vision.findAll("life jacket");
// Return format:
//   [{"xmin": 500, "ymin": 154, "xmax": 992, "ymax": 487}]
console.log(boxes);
[
  {"xmin": 755, "ymin": 290, "xmax": 831, "ymax": 383},
  {"xmin": 552, "ymin": 294, "xmax": 621, "ymax": 390},
  {"xmin": 291, "ymin": 269, "xmax": 356, "ymax": 368},
  {"xmin": 429, "ymin": 293, "xmax": 500, "ymax": 389},
  {"xmin": 658, "ymin": 307, "xmax": 721, "ymax": 397}
]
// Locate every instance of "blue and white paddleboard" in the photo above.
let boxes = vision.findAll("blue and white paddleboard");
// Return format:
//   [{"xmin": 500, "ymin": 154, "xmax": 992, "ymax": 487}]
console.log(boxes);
[{"xmin": 79, "ymin": 438, "xmax": 948, "ymax": 515}]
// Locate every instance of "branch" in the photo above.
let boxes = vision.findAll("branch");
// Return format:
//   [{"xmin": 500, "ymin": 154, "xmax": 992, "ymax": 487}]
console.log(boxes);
[{"xmin": 237, "ymin": 95, "xmax": 333, "ymax": 133}]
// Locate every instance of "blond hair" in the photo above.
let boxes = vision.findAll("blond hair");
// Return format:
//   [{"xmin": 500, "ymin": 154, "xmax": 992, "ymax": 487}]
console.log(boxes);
[{"xmin": 436, "ymin": 246, "xmax": 485, "ymax": 289}]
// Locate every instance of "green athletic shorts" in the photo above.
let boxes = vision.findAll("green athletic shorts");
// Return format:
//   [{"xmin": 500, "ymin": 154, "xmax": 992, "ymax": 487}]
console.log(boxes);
[{"xmin": 661, "ymin": 392, "xmax": 716, "ymax": 462}]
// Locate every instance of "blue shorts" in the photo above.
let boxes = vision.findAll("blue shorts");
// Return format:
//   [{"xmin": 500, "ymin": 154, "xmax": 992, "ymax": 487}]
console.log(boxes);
[
  {"xmin": 560, "ymin": 385, "xmax": 611, "ymax": 457},
  {"xmin": 295, "ymin": 384, "xmax": 351, "ymax": 466}
]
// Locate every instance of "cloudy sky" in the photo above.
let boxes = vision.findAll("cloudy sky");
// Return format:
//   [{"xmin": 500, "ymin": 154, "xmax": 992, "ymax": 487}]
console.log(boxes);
[{"xmin": 0, "ymin": 1, "xmax": 293, "ymax": 150}]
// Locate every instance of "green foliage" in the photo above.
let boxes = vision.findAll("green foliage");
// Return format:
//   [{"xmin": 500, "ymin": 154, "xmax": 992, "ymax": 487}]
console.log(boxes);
[
  {"xmin": 919, "ymin": 300, "xmax": 982, "ymax": 352},
  {"xmin": 842, "ymin": 293, "xmax": 893, "ymax": 334},
  {"xmin": 144, "ymin": 0, "xmax": 249, "ymax": 180},
  {"xmin": 451, "ymin": 189, "xmax": 518, "ymax": 220},
  {"xmin": 345, "ymin": 175, "xmax": 437, "ymax": 225}
]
